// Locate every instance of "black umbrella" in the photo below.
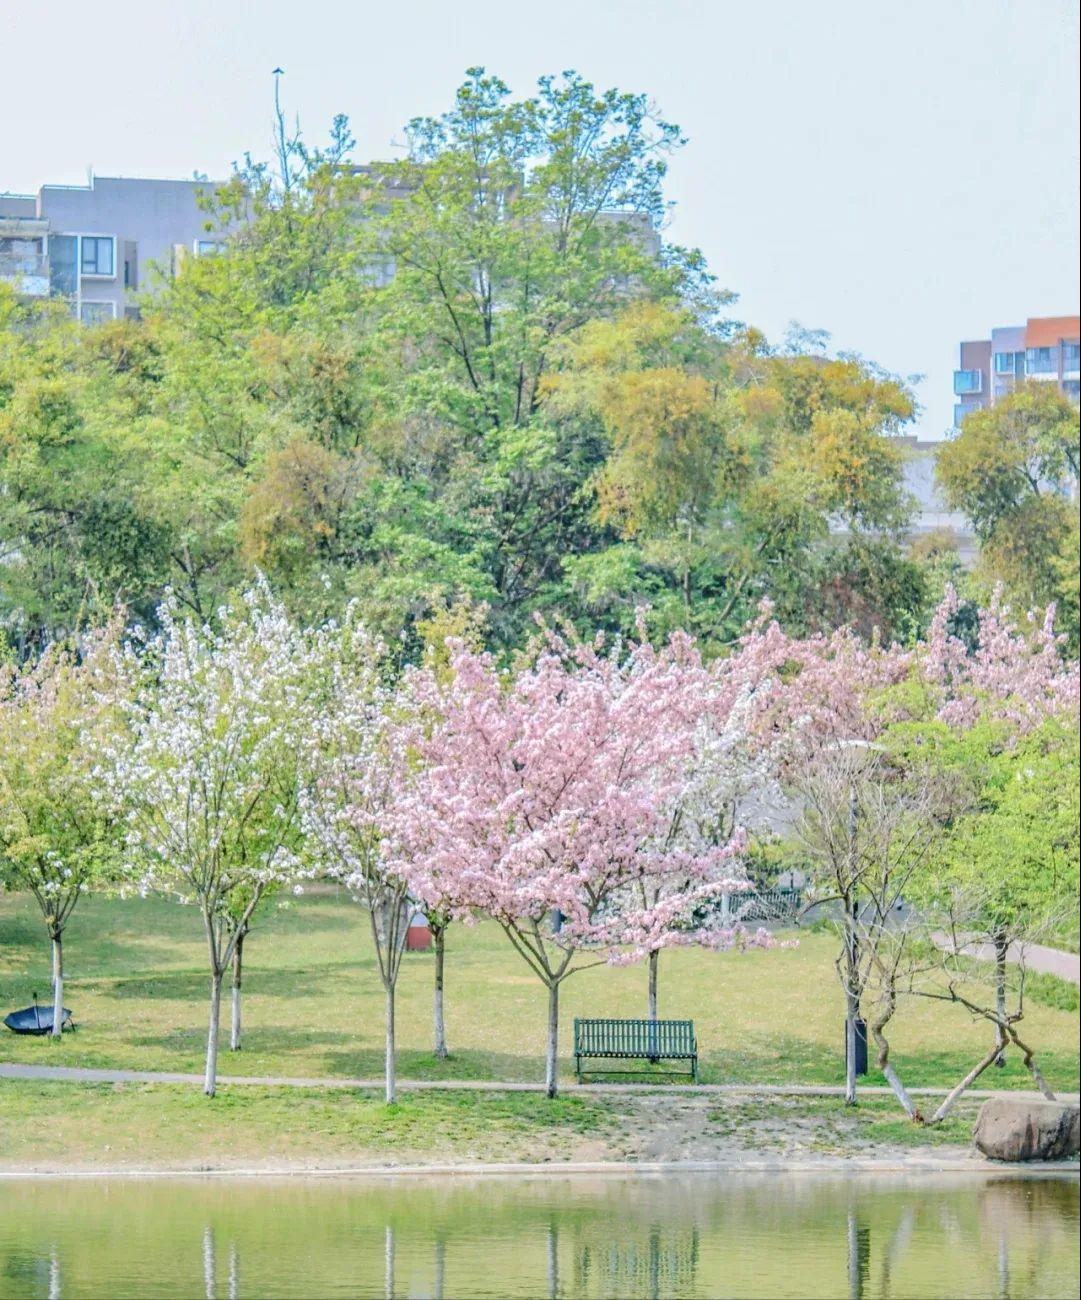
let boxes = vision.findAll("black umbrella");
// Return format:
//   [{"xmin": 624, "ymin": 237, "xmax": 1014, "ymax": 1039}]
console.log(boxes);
[{"xmin": 3, "ymin": 992, "xmax": 74, "ymax": 1035}]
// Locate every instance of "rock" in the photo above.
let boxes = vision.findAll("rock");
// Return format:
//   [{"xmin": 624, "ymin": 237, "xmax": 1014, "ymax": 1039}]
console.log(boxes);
[{"xmin": 974, "ymin": 1098, "xmax": 1080, "ymax": 1162}]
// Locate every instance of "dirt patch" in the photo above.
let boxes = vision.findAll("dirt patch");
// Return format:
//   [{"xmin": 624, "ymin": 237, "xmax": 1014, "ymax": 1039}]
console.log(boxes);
[{"xmin": 578, "ymin": 1091, "xmax": 987, "ymax": 1166}]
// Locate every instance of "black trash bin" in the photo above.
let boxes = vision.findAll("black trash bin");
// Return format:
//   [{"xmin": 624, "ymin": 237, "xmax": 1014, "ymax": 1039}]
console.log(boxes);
[{"xmin": 846, "ymin": 1017, "xmax": 868, "ymax": 1077}]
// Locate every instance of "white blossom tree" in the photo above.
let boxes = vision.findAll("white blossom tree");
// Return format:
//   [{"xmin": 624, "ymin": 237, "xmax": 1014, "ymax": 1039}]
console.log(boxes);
[
  {"xmin": 299, "ymin": 611, "xmax": 411, "ymax": 1102},
  {"xmin": 102, "ymin": 584, "xmax": 322, "ymax": 1095}
]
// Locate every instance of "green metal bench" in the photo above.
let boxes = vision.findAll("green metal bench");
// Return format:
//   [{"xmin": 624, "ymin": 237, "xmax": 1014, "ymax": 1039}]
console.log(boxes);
[{"xmin": 573, "ymin": 1017, "xmax": 698, "ymax": 1083}]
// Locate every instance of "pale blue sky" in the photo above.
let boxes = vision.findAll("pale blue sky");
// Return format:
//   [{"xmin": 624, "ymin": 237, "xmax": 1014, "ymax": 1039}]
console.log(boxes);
[{"xmin": 2, "ymin": 0, "xmax": 1078, "ymax": 438}]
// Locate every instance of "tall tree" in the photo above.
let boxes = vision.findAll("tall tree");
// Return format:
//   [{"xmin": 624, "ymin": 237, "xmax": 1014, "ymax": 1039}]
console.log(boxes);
[
  {"xmin": 937, "ymin": 383, "xmax": 1080, "ymax": 642},
  {"xmin": 546, "ymin": 307, "xmax": 922, "ymax": 644}
]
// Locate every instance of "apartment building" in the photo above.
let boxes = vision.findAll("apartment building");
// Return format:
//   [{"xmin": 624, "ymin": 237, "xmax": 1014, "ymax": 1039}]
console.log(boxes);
[
  {"xmin": 953, "ymin": 315, "xmax": 1080, "ymax": 426},
  {"xmin": 0, "ymin": 175, "xmax": 225, "ymax": 321}
]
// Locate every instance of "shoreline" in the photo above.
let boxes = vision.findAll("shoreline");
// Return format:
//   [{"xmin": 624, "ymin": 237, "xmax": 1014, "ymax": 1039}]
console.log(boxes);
[
  {"xmin": 2, "ymin": 1156, "xmax": 1079, "ymax": 1180},
  {"xmin": 2, "ymin": 1064, "xmax": 1078, "ymax": 1100}
]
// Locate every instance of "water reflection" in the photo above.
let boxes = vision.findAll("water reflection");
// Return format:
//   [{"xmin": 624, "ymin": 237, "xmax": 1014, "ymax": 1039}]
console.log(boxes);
[{"xmin": 0, "ymin": 1173, "xmax": 1076, "ymax": 1299}]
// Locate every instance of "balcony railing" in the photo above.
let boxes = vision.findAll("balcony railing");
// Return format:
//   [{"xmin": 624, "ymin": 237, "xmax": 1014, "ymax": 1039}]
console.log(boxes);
[
  {"xmin": 0, "ymin": 253, "xmax": 51, "ymax": 296},
  {"xmin": 953, "ymin": 369, "xmax": 983, "ymax": 395}
]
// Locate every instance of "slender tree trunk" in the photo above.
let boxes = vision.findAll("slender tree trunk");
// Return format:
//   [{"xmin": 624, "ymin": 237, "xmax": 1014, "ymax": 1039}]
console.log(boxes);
[
  {"xmin": 230, "ymin": 930, "xmax": 245, "ymax": 1051},
  {"xmin": 1007, "ymin": 1026, "xmax": 1057, "ymax": 1101},
  {"xmin": 545, "ymin": 981, "xmax": 560, "ymax": 1099},
  {"xmin": 433, "ymin": 921, "xmax": 448, "ymax": 1060},
  {"xmin": 869, "ymin": 999, "xmax": 919, "ymax": 1120},
  {"xmin": 993, "ymin": 932, "xmax": 1008, "ymax": 1068},
  {"xmin": 927, "ymin": 1040, "xmax": 1003, "ymax": 1124},
  {"xmin": 385, "ymin": 982, "xmax": 397, "ymax": 1104},
  {"xmin": 844, "ymin": 912, "xmax": 860, "ymax": 1106},
  {"xmin": 647, "ymin": 949, "xmax": 659, "ymax": 1021},
  {"xmin": 50, "ymin": 932, "xmax": 64, "ymax": 1039},
  {"xmin": 204, "ymin": 971, "xmax": 223, "ymax": 1097}
]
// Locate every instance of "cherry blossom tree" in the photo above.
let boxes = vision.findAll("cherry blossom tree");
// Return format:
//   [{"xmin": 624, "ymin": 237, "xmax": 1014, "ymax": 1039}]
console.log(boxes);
[
  {"xmin": 762, "ymin": 584, "xmax": 1078, "ymax": 1110},
  {"xmin": 299, "ymin": 611, "xmax": 412, "ymax": 1102},
  {"xmin": 620, "ymin": 652, "xmax": 780, "ymax": 1020},
  {"xmin": 102, "ymin": 585, "xmax": 323, "ymax": 1096},
  {"xmin": 920, "ymin": 584, "xmax": 1079, "ymax": 732},
  {"xmin": 387, "ymin": 624, "xmax": 753, "ymax": 1097},
  {"xmin": 0, "ymin": 620, "xmax": 124, "ymax": 1037}
]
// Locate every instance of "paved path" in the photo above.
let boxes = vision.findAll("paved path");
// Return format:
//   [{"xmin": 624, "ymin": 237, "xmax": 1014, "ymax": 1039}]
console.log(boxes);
[
  {"xmin": 2, "ymin": 1062, "xmax": 1076, "ymax": 1101},
  {"xmin": 931, "ymin": 933, "xmax": 1080, "ymax": 984}
]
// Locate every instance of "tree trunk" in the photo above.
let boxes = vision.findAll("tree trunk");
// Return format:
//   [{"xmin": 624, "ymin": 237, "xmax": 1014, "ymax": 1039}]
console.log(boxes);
[
  {"xmin": 385, "ymin": 982, "xmax": 397, "ymax": 1104},
  {"xmin": 993, "ymin": 932, "xmax": 1008, "ymax": 1068},
  {"xmin": 433, "ymin": 923, "xmax": 448, "ymax": 1060},
  {"xmin": 545, "ymin": 981, "xmax": 560, "ymax": 1099},
  {"xmin": 844, "ymin": 915, "xmax": 860, "ymax": 1106},
  {"xmin": 1007, "ymin": 1026, "xmax": 1057, "ymax": 1101},
  {"xmin": 647, "ymin": 949, "xmax": 659, "ymax": 1021},
  {"xmin": 869, "ymin": 1007, "xmax": 919, "ymax": 1120},
  {"xmin": 230, "ymin": 930, "xmax": 245, "ymax": 1051},
  {"xmin": 50, "ymin": 932, "xmax": 64, "ymax": 1039},
  {"xmin": 927, "ymin": 1039, "xmax": 1003, "ymax": 1124},
  {"xmin": 204, "ymin": 971, "xmax": 223, "ymax": 1097}
]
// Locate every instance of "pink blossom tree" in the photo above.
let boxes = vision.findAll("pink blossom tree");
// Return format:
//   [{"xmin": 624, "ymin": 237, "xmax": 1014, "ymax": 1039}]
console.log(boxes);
[
  {"xmin": 920, "ymin": 584, "xmax": 1079, "ymax": 732},
  {"xmin": 387, "ymin": 625, "xmax": 752, "ymax": 1097},
  {"xmin": 747, "ymin": 585, "xmax": 1078, "ymax": 1108}
]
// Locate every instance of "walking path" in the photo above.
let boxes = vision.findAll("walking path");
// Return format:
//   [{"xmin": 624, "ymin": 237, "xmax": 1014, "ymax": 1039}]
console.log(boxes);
[
  {"xmin": 2, "ymin": 1062, "xmax": 1077, "ymax": 1100},
  {"xmin": 931, "ymin": 934, "xmax": 1080, "ymax": 984}
]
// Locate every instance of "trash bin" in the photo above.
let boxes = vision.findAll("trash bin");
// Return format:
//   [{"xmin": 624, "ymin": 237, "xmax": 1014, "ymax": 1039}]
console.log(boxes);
[
  {"xmin": 405, "ymin": 909, "xmax": 431, "ymax": 951},
  {"xmin": 846, "ymin": 1017, "xmax": 868, "ymax": 1077}
]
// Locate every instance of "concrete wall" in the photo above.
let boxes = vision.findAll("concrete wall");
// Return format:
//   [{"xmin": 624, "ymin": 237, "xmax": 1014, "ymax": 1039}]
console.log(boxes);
[{"xmin": 36, "ymin": 177, "xmax": 222, "ymax": 316}]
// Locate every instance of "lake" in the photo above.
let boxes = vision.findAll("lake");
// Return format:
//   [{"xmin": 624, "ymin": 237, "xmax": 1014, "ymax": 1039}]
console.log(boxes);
[{"xmin": 0, "ymin": 1171, "xmax": 1077, "ymax": 1299}]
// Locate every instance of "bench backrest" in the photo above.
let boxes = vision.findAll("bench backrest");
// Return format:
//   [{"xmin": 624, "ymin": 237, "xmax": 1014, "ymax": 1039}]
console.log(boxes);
[{"xmin": 574, "ymin": 1017, "xmax": 696, "ymax": 1056}]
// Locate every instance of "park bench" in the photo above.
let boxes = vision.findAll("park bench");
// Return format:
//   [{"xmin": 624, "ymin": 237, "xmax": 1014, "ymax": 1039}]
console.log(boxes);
[{"xmin": 573, "ymin": 1017, "xmax": 698, "ymax": 1083}]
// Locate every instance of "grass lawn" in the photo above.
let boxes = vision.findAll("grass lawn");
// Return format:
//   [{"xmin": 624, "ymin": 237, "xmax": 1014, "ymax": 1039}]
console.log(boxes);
[
  {"xmin": 0, "ymin": 1080, "xmax": 989, "ymax": 1170},
  {"xmin": 1, "ymin": 891, "xmax": 1078, "ymax": 1093}
]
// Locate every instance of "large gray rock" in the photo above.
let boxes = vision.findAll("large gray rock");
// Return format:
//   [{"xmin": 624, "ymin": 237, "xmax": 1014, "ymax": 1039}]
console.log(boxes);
[{"xmin": 974, "ymin": 1098, "xmax": 1080, "ymax": 1162}]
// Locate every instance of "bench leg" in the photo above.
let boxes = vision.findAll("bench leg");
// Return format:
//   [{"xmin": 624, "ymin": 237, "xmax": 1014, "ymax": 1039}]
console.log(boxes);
[
  {"xmin": 576, "ymin": 1054, "xmax": 582, "ymax": 1084},
  {"xmin": 692, "ymin": 1056, "xmax": 698, "ymax": 1084}
]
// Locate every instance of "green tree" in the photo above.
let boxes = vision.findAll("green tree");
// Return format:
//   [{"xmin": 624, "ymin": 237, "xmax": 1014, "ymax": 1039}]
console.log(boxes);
[
  {"xmin": 0, "ymin": 618, "xmax": 124, "ymax": 1035},
  {"xmin": 546, "ymin": 306, "xmax": 921, "ymax": 644},
  {"xmin": 937, "ymin": 384, "xmax": 1080, "ymax": 642}
]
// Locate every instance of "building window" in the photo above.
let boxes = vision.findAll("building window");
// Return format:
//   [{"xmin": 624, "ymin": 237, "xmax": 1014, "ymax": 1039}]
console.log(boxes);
[
  {"xmin": 953, "ymin": 369, "xmax": 983, "ymax": 395},
  {"xmin": 1064, "ymin": 379, "xmax": 1080, "ymax": 402},
  {"xmin": 79, "ymin": 300, "xmax": 117, "ymax": 324},
  {"xmin": 194, "ymin": 239, "xmax": 224, "ymax": 256},
  {"xmin": 994, "ymin": 350, "xmax": 1020, "ymax": 374},
  {"xmin": 80, "ymin": 236, "xmax": 115, "ymax": 277},
  {"xmin": 1026, "ymin": 347, "xmax": 1054, "ymax": 374},
  {"xmin": 1063, "ymin": 342, "xmax": 1080, "ymax": 371}
]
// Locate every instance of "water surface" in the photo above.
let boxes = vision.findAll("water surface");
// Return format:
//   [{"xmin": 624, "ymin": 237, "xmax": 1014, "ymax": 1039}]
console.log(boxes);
[{"xmin": 0, "ymin": 1171, "xmax": 1077, "ymax": 1299}]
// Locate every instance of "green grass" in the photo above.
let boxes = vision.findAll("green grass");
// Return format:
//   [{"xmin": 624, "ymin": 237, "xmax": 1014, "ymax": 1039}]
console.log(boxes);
[
  {"xmin": 0, "ymin": 1080, "xmax": 990, "ymax": 1170},
  {"xmin": 0, "ymin": 1079, "xmax": 614, "ymax": 1168},
  {"xmin": 1, "ymin": 890, "xmax": 1078, "ymax": 1092}
]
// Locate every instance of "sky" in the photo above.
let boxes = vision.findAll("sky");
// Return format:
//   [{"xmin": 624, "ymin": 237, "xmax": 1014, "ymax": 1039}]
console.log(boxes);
[{"xmin": 2, "ymin": 0, "xmax": 1078, "ymax": 439}]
